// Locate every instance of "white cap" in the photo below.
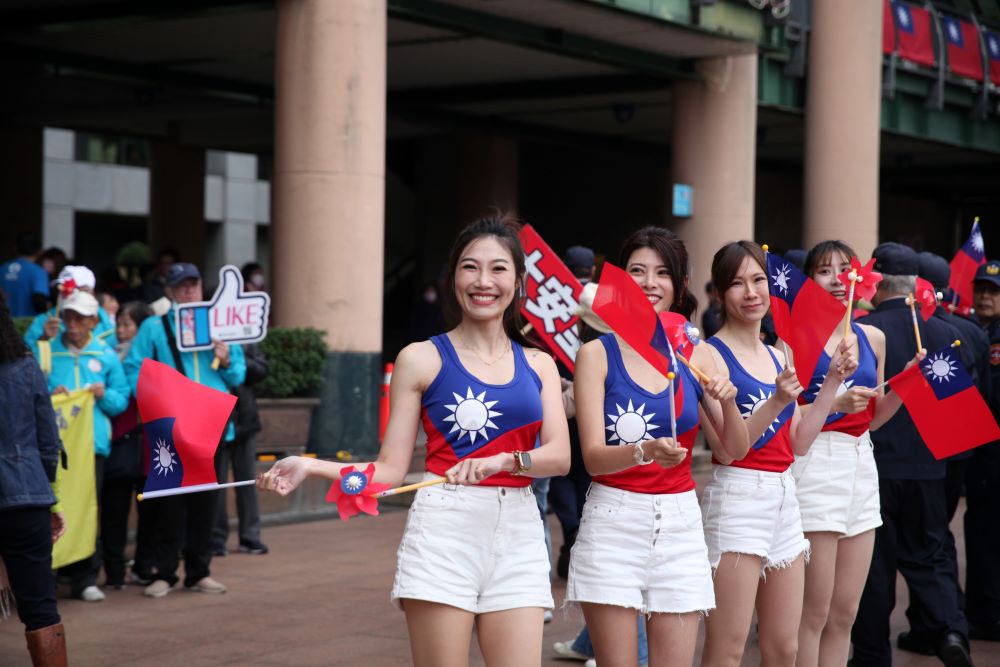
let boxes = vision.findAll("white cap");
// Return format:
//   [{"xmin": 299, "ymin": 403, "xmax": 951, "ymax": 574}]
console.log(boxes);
[
  {"xmin": 61, "ymin": 291, "xmax": 99, "ymax": 317},
  {"xmin": 56, "ymin": 265, "xmax": 96, "ymax": 290}
]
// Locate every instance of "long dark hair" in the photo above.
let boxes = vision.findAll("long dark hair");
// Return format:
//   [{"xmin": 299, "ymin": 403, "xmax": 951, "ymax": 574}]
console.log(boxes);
[
  {"xmin": 710, "ymin": 241, "xmax": 768, "ymax": 325},
  {"xmin": 443, "ymin": 213, "xmax": 533, "ymax": 348},
  {"xmin": 804, "ymin": 240, "xmax": 856, "ymax": 278},
  {"xmin": 0, "ymin": 290, "xmax": 31, "ymax": 363},
  {"xmin": 617, "ymin": 226, "xmax": 697, "ymax": 320}
]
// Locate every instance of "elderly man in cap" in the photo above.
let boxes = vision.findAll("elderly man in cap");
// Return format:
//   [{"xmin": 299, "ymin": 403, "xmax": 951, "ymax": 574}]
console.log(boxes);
[
  {"xmin": 124, "ymin": 262, "xmax": 246, "ymax": 598},
  {"xmin": 23, "ymin": 265, "xmax": 117, "ymax": 349},
  {"xmin": 30, "ymin": 289, "xmax": 130, "ymax": 602},
  {"xmin": 963, "ymin": 260, "xmax": 1000, "ymax": 642},
  {"xmin": 850, "ymin": 243, "xmax": 973, "ymax": 667}
]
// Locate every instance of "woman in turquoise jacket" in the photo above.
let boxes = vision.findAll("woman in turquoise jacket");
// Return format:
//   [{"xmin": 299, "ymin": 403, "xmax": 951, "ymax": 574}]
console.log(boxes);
[{"xmin": 31, "ymin": 290, "xmax": 129, "ymax": 602}]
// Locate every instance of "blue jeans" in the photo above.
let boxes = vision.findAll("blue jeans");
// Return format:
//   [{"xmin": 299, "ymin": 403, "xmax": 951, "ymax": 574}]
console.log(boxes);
[{"xmin": 572, "ymin": 616, "xmax": 648, "ymax": 665}]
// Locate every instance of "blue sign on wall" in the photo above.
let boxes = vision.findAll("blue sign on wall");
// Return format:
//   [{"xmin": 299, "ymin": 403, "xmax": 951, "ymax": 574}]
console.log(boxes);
[{"xmin": 673, "ymin": 184, "xmax": 693, "ymax": 218}]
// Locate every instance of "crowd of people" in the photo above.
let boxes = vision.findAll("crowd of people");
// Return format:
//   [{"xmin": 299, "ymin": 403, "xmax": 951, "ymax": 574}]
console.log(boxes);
[
  {"xmin": 254, "ymin": 214, "xmax": 997, "ymax": 667},
  {"xmin": 0, "ymin": 233, "xmax": 270, "ymax": 665}
]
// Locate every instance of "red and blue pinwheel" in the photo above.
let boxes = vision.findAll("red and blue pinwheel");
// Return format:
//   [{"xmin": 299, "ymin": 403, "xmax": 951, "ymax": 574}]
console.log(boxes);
[
  {"xmin": 837, "ymin": 257, "xmax": 883, "ymax": 303},
  {"xmin": 326, "ymin": 464, "xmax": 390, "ymax": 522}
]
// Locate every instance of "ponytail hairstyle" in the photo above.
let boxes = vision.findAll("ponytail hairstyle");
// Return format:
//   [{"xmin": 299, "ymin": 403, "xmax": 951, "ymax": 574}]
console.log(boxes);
[
  {"xmin": 617, "ymin": 226, "xmax": 697, "ymax": 319},
  {"xmin": 443, "ymin": 212, "xmax": 534, "ymax": 348}
]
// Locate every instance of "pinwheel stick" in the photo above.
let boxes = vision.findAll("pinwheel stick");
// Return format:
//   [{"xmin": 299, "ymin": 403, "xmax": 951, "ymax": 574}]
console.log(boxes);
[
  {"xmin": 137, "ymin": 479, "xmax": 255, "ymax": 502},
  {"xmin": 374, "ymin": 476, "xmax": 447, "ymax": 498},
  {"xmin": 906, "ymin": 293, "xmax": 925, "ymax": 354},
  {"xmin": 844, "ymin": 272, "xmax": 858, "ymax": 339},
  {"xmin": 676, "ymin": 354, "xmax": 711, "ymax": 384},
  {"xmin": 872, "ymin": 340, "xmax": 960, "ymax": 393}
]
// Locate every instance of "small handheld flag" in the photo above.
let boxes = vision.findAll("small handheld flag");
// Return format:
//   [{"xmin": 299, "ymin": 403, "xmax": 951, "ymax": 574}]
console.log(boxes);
[
  {"xmin": 136, "ymin": 359, "xmax": 237, "ymax": 499},
  {"xmin": 592, "ymin": 263, "xmax": 671, "ymax": 378},
  {"xmin": 949, "ymin": 218, "xmax": 985, "ymax": 312},
  {"xmin": 765, "ymin": 250, "xmax": 847, "ymax": 388},
  {"xmin": 888, "ymin": 340, "xmax": 1000, "ymax": 459},
  {"xmin": 326, "ymin": 464, "xmax": 390, "ymax": 521}
]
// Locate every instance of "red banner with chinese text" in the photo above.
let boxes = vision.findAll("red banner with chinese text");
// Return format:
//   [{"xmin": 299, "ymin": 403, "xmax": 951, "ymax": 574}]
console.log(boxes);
[{"xmin": 519, "ymin": 225, "xmax": 583, "ymax": 372}]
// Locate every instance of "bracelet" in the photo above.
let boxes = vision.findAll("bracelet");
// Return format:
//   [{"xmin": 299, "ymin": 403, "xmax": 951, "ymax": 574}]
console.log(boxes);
[{"xmin": 633, "ymin": 442, "xmax": 653, "ymax": 466}]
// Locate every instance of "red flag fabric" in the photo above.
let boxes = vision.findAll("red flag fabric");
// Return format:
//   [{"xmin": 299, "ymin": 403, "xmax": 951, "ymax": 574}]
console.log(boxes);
[
  {"xmin": 914, "ymin": 278, "xmax": 937, "ymax": 322},
  {"xmin": 592, "ymin": 263, "xmax": 672, "ymax": 378},
  {"xmin": 942, "ymin": 15, "xmax": 984, "ymax": 81},
  {"xmin": 137, "ymin": 359, "xmax": 237, "ymax": 492},
  {"xmin": 891, "ymin": 2, "xmax": 936, "ymax": 67},
  {"xmin": 986, "ymin": 30, "xmax": 1000, "ymax": 86},
  {"xmin": 766, "ymin": 252, "xmax": 847, "ymax": 388},
  {"xmin": 949, "ymin": 220, "xmax": 985, "ymax": 312},
  {"xmin": 888, "ymin": 344, "xmax": 1000, "ymax": 459},
  {"xmin": 883, "ymin": 0, "xmax": 895, "ymax": 55}
]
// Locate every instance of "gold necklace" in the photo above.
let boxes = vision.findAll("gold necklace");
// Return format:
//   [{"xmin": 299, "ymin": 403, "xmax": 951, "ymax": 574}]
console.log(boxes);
[{"xmin": 458, "ymin": 330, "xmax": 510, "ymax": 366}]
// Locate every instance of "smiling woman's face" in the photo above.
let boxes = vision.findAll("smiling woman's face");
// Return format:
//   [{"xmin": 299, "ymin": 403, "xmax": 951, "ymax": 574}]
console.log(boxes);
[
  {"xmin": 453, "ymin": 235, "xmax": 517, "ymax": 322},
  {"xmin": 722, "ymin": 256, "xmax": 769, "ymax": 324},
  {"xmin": 811, "ymin": 250, "xmax": 852, "ymax": 304},
  {"xmin": 626, "ymin": 247, "xmax": 674, "ymax": 314}
]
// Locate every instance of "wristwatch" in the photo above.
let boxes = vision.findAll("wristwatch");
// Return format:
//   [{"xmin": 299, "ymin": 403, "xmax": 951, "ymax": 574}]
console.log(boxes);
[{"xmin": 512, "ymin": 450, "xmax": 532, "ymax": 475}]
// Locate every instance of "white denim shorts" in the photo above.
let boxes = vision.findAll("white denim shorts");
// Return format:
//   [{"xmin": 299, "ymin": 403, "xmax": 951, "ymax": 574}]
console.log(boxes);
[
  {"xmin": 792, "ymin": 430, "xmax": 882, "ymax": 537},
  {"xmin": 391, "ymin": 476, "xmax": 553, "ymax": 614},
  {"xmin": 565, "ymin": 483, "xmax": 715, "ymax": 614},
  {"xmin": 701, "ymin": 465, "xmax": 810, "ymax": 574}
]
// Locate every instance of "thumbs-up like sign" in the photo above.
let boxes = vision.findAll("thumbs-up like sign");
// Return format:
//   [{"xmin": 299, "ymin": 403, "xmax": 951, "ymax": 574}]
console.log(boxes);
[{"xmin": 175, "ymin": 266, "xmax": 271, "ymax": 351}]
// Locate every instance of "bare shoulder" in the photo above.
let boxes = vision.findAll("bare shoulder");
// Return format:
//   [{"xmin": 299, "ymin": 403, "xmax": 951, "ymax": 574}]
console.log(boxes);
[
  {"xmin": 856, "ymin": 322, "xmax": 884, "ymax": 345},
  {"xmin": 575, "ymin": 338, "xmax": 608, "ymax": 367},
  {"xmin": 691, "ymin": 340, "xmax": 728, "ymax": 377},
  {"xmin": 522, "ymin": 346, "xmax": 558, "ymax": 377},
  {"xmin": 394, "ymin": 341, "xmax": 442, "ymax": 388}
]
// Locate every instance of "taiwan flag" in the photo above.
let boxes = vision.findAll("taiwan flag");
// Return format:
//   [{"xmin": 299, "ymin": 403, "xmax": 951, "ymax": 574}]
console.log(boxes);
[
  {"xmin": 659, "ymin": 311, "xmax": 700, "ymax": 360},
  {"xmin": 137, "ymin": 359, "xmax": 237, "ymax": 493},
  {"xmin": 986, "ymin": 30, "xmax": 1000, "ymax": 86},
  {"xmin": 883, "ymin": 0, "xmax": 895, "ymax": 55},
  {"xmin": 948, "ymin": 220, "xmax": 985, "ymax": 312},
  {"xmin": 592, "ymin": 262, "xmax": 673, "ymax": 378},
  {"xmin": 766, "ymin": 252, "xmax": 846, "ymax": 388},
  {"xmin": 891, "ymin": 1, "xmax": 936, "ymax": 67},
  {"xmin": 942, "ymin": 15, "xmax": 984, "ymax": 81},
  {"xmin": 888, "ymin": 344, "xmax": 1000, "ymax": 459}
]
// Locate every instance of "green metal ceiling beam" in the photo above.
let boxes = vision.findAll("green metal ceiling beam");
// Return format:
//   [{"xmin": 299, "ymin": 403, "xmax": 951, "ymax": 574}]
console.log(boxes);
[
  {"xmin": 388, "ymin": 0, "xmax": 697, "ymax": 80},
  {"xmin": 881, "ymin": 94, "xmax": 1000, "ymax": 154}
]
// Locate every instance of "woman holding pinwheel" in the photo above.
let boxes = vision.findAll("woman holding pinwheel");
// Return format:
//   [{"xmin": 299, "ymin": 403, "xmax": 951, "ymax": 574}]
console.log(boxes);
[
  {"xmin": 258, "ymin": 214, "xmax": 569, "ymax": 667},
  {"xmin": 566, "ymin": 226, "xmax": 746, "ymax": 667},
  {"xmin": 793, "ymin": 241, "xmax": 917, "ymax": 667},
  {"xmin": 697, "ymin": 241, "xmax": 856, "ymax": 667}
]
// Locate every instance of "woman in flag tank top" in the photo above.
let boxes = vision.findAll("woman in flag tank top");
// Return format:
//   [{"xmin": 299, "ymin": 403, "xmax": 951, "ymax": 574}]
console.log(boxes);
[
  {"xmin": 566, "ymin": 227, "xmax": 748, "ymax": 667},
  {"xmin": 258, "ymin": 215, "xmax": 570, "ymax": 667},
  {"xmin": 699, "ymin": 241, "xmax": 857, "ymax": 667},
  {"xmin": 794, "ymin": 240, "xmax": 915, "ymax": 667}
]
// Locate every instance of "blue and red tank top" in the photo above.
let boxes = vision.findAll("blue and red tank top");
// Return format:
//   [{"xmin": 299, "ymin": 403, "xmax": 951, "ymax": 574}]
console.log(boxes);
[
  {"xmin": 592, "ymin": 334, "xmax": 702, "ymax": 494},
  {"xmin": 707, "ymin": 337, "xmax": 795, "ymax": 473},
  {"xmin": 420, "ymin": 334, "xmax": 542, "ymax": 488},
  {"xmin": 798, "ymin": 323, "xmax": 878, "ymax": 437}
]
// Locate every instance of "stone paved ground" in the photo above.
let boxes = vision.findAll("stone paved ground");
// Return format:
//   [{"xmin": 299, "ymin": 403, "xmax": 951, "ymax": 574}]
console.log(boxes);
[{"xmin": 2, "ymin": 494, "xmax": 997, "ymax": 666}]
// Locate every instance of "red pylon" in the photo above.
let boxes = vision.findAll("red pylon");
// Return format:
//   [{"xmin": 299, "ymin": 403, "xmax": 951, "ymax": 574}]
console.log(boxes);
[{"xmin": 379, "ymin": 363, "xmax": 393, "ymax": 442}]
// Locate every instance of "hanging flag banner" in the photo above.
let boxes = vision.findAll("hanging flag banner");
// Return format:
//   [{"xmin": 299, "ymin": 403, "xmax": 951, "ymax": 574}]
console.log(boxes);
[
  {"xmin": 941, "ymin": 15, "xmax": 984, "ymax": 81},
  {"xmin": 986, "ymin": 31, "xmax": 1000, "ymax": 86},
  {"xmin": 175, "ymin": 265, "xmax": 270, "ymax": 351},
  {"xmin": 518, "ymin": 225, "xmax": 583, "ymax": 372},
  {"xmin": 949, "ymin": 220, "xmax": 986, "ymax": 313},
  {"xmin": 51, "ymin": 390, "xmax": 97, "ymax": 570},
  {"xmin": 891, "ymin": 1, "xmax": 936, "ymax": 67}
]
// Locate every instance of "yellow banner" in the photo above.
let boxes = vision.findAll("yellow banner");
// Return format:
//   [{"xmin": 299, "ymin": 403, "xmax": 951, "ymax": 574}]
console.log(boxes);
[{"xmin": 51, "ymin": 390, "xmax": 97, "ymax": 570}]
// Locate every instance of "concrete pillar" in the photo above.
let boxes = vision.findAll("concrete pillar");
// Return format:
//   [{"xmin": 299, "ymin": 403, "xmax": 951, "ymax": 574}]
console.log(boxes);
[
  {"xmin": 0, "ymin": 127, "xmax": 43, "ymax": 259},
  {"xmin": 671, "ymin": 54, "xmax": 758, "ymax": 288},
  {"xmin": 803, "ymin": 0, "xmax": 882, "ymax": 258},
  {"xmin": 149, "ymin": 142, "xmax": 206, "ymax": 266},
  {"xmin": 273, "ymin": 0, "xmax": 386, "ymax": 457}
]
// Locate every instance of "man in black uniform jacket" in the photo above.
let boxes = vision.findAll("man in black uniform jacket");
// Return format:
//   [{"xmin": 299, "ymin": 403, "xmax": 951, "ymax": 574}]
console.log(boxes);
[
  {"xmin": 850, "ymin": 243, "xmax": 973, "ymax": 667},
  {"xmin": 967, "ymin": 260, "xmax": 1000, "ymax": 642}
]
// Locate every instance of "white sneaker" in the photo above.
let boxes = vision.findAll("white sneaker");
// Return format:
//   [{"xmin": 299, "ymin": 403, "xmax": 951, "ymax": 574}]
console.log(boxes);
[
  {"xmin": 79, "ymin": 585, "xmax": 105, "ymax": 602},
  {"xmin": 584, "ymin": 660, "xmax": 596, "ymax": 667},
  {"xmin": 552, "ymin": 640, "xmax": 591, "ymax": 661},
  {"xmin": 187, "ymin": 576, "xmax": 227, "ymax": 594},
  {"xmin": 544, "ymin": 609, "xmax": 554, "ymax": 623}
]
